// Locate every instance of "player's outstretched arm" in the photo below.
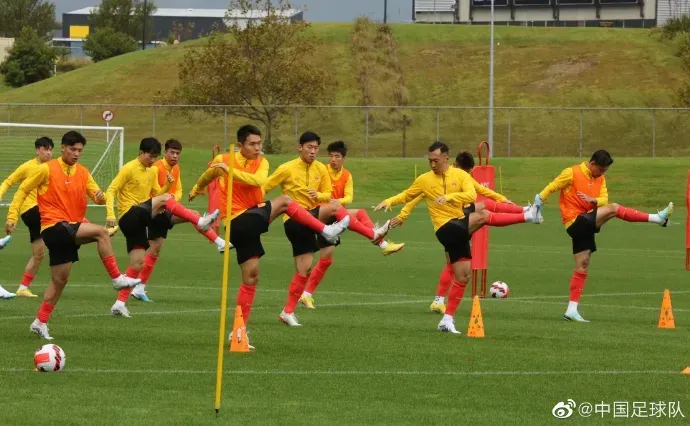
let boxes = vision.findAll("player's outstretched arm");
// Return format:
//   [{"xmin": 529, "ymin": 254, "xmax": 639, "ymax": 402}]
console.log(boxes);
[
  {"xmin": 443, "ymin": 173, "xmax": 477, "ymax": 206},
  {"xmin": 261, "ymin": 165, "xmax": 288, "ymax": 196},
  {"xmin": 189, "ymin": 166, "xmax": 224, "ymax": 201},
  {"xmin": 0, "ymin": 162, "xmax": 29, "ymax": 201},
  {"xmin": 473, "ymin": 179, "xmax": 507, "ymax": 203},
  {"xmin": 538, "ymin": 167, "xmax": 574, "ymax": 203},
  {"xmin": 105, "ymin": 167, "xmax": 129, "ymax": 222},
  {"xmin": 392, "ymin": 194, "xmax": 424, "ymax": 227},
  {"xmin": 6, "ymin": 164, "xmax": 49, "ymax": 232},
  {"xmin": 234, "ymin": 158, "xmax": 269, "ymax": 187},
  {"xmin": 375, "ymin": 178, "xmax": 424, "ymax": 212},
  {"xmin": 86, "ymin": 173, "xmax": 105, "ymax": 206}
]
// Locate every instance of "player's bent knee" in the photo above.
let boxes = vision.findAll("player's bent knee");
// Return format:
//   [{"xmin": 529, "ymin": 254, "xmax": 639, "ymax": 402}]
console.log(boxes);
[{"xmin": 34, "ymin": 248, "xmax": 46, "ymax": 261}]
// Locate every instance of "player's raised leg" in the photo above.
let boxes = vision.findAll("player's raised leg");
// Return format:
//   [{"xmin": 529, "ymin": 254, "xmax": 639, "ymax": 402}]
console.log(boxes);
[
  {"xmin": 597, "ymin": 202, "xmax": 674, "ymax": 228},
  {"xmin": 0, "ymin": 235, "xmax": 10, "ymax": 250},
  {"xmin": 268, "ymin": 194, "xmax": 349, "ymax": 243}
]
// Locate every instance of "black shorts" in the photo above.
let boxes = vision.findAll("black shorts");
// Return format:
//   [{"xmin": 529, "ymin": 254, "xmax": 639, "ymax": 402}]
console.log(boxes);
[
  {"xmin": 283, "ymin": 206, "xmax": 323, "ymax": 257},
  {"xmin": 230, "ymin": 202, "xmax": 271, "ymax": 265},
  {"xmin": 435, "ymin": 217, "xmax": 472, "ymax": 264},
  {"xmin": 41, "ymin": 222, "xmax": 81, "ymax": 266},
  {"xmin": 566, "ymin": 208, "xmax": 600, "ymax": 255},
  {"xmin": 21, "ymin": 205, "xmax": 42, "ymax": 243},
  {"xmin": 118, "ymin": 200, "xmax": 153, "ymax": 253},
  {"xmin": 464, "ymin": 203, "xmax": 476, "ymax": 216},
  {"xmin": 148, "ymin": 211, "xmax": 174, "ymax": 240}
]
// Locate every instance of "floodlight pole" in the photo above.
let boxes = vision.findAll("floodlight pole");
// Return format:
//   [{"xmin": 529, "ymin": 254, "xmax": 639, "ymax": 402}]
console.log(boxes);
[
  {"xmin": 384, "ymin": 0, "xmax": 388, "ymax": 23},
  {"xmin": 142, "ymin": 0, "xmax": 147, "ymax": 50},
  {"xmin": 487, "ymin": 0, "xmax": 495, "ymax": 157}
]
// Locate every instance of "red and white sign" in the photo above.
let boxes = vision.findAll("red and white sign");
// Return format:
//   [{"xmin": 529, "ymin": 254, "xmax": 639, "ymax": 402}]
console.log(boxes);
[{"xmin": 101, "ymin": 110, "xmax": 114, "ymax": 122}]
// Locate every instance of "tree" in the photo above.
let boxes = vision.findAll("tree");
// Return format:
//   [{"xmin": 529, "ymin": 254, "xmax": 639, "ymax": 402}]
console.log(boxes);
[
  {"xmin": 167, "ymin": 0, "xmax": 336, "ymax": 153},
  {"xmin": 0, "ymin": 0, "xmax": 56, "ymax": 38},
  {"xmin": 83, "ymin": 27, "xmax": 138, "ymax": 62},
  {"xmin": 0, "ymin": 26, "xmax": 59, "ymax": 87},
  {"xmin": 89, "ymin": 0, "xmax": 157, "ymax": 45}
]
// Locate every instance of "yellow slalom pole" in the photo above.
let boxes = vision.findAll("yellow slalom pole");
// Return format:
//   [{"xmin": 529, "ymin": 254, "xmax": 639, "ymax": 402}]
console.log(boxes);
[
  {"xmin": 414, "ymin": 164, "xmax": 418, "ymax": 179},
  {"xmin": 214, "ymin": 150, "xmax": 234, "ymax": 415},
  {"xmin": 499, "ymin": 165, "xmax": 503, "ymax": 195}
]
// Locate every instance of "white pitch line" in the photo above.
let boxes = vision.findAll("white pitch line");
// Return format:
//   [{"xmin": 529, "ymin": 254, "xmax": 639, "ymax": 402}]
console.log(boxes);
[
  {"xmin": 0, "ymin": 367, "xmax": 678, "ymax": 377},
  {"xmin": 2, "ymin": 299, "xmax": 430, "ymax": 321},
  {"xmin": 518, "ymin": 299, "xmax": 690, "ymax": 313}
]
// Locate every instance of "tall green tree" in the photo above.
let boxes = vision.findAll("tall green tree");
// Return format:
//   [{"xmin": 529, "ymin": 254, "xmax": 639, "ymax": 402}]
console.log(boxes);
[
  {"xmin": 89, "ymin": 0, "xmax": 157, "ymax": 44},
  {"xmin": 83, "ymin": 27, "xmax": 138, "ymax": 62},
  {"xmin": 0, "ymin": 0, "xmax": 56, "ymax": 38},
  {"xmin": 168, "ymin": 0, "xmax": 336, "ymax": 153},
  {"xmin": 0, "ymin": 26, "xmax": 59, "ymax": 87}
]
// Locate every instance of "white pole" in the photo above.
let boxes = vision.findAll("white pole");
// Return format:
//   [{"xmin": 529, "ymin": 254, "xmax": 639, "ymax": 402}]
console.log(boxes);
[
  {"xmin": 119, "ymin": 128, "xmax": 124, "ymax": 169},
  {"xmin": 488, "ymin": 0, "xmax": 495, "ymax": 157}
]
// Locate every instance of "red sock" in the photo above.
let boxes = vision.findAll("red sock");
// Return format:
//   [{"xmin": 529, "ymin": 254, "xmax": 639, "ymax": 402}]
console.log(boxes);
[
  {"xmin": 36, "ymin": 301, "xmax": 55, "ymax": 323},
  {"xmin": 569, "ymin": 270, "xmax": 588, "ymax": 303},
  {"xmin": 445, "ymin": 280, "xmax": 467, "ymax": 317},
  {"xmin": 436, "ymin": 263, "xmax": 453, "ymax": 298},
  {"xmin": 335, "ymin": 207, "xmax": 375, "ymax": 239},
  {"xmin": 615, "ymin": 206, "xmax": 649, "ymax": 222},
  {"xmin": 355, "ymin": 209, "xmax": 375, "ymax": 228},
  {"xmin": 165, "ymin": 198, "xmax": 201, "ymax": 224},
  {"xmin": 283, "ymin": 273, "xmax": 308, "ymax": 314},
  {"xmin": 305, "ymin": 258, "xmax": 333, "ymax": 294},
  {"xmin": 117, "ymin": 267, "xmax": 140, "ymax": 302},
  {"xmin": 285, "ymin": 201, "xmax": 325, "ymax": 232},
  {"xmin": 101, "ymin": 254, "xmax": 121, "ymax": 279},
  {"xmin": 486, "ymin": 211, "xmax": 526, "ymax": 227},
  {"xmin": 139, "ymin": 253, "xmax": 159, "ymax": 285},
  {"xmin": 483, "ymin": 199, "xmax": 525, "ymax": 214},
  {"xmin": 236, "ymin": 284, "xmax": 257, "ymax": 325},
  {"xmin": 200, "ymin": 227, "xmax": 219, "ymax": 243},
  {"xmin": 21, "ymin": 273, "xmax": 35, "ymax": 287}
]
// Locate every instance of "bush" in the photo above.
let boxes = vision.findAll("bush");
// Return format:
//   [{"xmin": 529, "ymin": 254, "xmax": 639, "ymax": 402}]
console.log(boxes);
[
  {"xmin": 662, "ymin": 15, "xmax": 690, "ymax": 39},
  {"xmin": 55, "ymin": 57, "xmax": 92, "ymax": 73},
  {"xmin": 83, "ymin": 27, "xmax": 138, "ymax": 62},
  {"xmin": 0, "ymin": 26, "xmax": 59, "ymax": 87}
]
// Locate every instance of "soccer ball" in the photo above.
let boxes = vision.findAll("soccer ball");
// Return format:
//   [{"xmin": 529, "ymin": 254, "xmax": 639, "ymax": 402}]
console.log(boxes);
[
  {"xmin": 490, "ymin": 281, "xmax": 510, "ymax": 298},
  {"xmin": 34, "ymin": 344, "xmax": 66, "ymax": 372}
]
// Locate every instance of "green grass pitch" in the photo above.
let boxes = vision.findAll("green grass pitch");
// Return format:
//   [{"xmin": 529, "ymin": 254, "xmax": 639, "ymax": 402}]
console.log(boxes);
[{"xmin": 0, "ymin": 152, "xmax": 688, "ymax": 424}]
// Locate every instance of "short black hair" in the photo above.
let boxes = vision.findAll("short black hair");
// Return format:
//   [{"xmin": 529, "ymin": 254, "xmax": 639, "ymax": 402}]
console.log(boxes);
[
  {"xmin": 590, "ymin": 149, "xmax": 613, "ymax": 167},
  {"xmin": 428, "ymin": 141, "xmax": 449, "ymax": 154},
  {"xmin": 140, "ymin": 137, "xmax": 162, "ymax": 155},
  {"xmin": 237, "ymin": 125, "xmax": 261, "ymax": 143},
  {"xmin": 455, "ymin": 152, "xmax": 475, "ymax": 172},
  {"xmin": 165, "ymin": 139, "xmax": 182, "ymax": 152},
  {"xmin": 327, "ymin": 140, "xmax": 347, "ymax": 157},
  {"xmin": 35, "ymin": 137, "xmax": 54, "ymax": 149},
  {"xmin": 299, "ymin": 131, "xmax": 321, "ymax": 146},
  {"xmin": 62, "ymin": 131, "xmax": 86, "ymax": 146}
]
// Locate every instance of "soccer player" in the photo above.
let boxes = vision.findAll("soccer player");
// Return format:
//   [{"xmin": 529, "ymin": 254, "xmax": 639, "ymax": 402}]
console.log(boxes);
[
  {"xmin": 375, "ymin": 142, "xmax": 542, "ymax": 334},
  {"xmin": 106, "ymin": 137, "xmax": 220, "ymax": 317},
  {"xmin": 534, "ymin": 150, "xmax": 673, "ymax": 322},
  {"xmin": 5, "ymin": 131, "xmax": 141, "ymax": 340},
  {"xmin": 262, "ymin": 131, "xmax": 392, "ymax": 326},
  {"xmin": 189, "ymin": 125, "xmax": 349, "ymax": 348},
  {"xmin": 0, "ymin": 137, "xmax": 54, "ymax": 297},
  {"xmin": 390, "ymin": 151, "xmax": 529, "ymax": 314},
  {"xmin": 128, "ymin": 139, "xmax": 227, "ymax": 303},
  {"xmin": 299, "ymin": 141, "xmax": 404, "ymax": 309}
]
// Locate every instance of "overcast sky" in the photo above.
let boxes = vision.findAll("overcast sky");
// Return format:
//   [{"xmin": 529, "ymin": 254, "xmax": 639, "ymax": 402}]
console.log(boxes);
[{"xmin": 54, "ymin": 0, "xmax": 413, "ymax": 22}]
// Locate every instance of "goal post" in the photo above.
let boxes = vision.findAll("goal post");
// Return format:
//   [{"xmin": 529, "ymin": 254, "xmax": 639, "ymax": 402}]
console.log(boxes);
[{"xmin": 0, "ymin": 122, "xmax": 124, "ymax": 207}]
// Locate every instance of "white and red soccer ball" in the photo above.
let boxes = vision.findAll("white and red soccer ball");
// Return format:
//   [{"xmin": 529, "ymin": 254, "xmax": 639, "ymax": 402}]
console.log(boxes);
[
  {"xmin": 34, "ymin": 344, "xmax": 66, "ymax": 372},
  {"xmin": 490, "ymin": 281, "xmax": 510, "ymax": 299}
]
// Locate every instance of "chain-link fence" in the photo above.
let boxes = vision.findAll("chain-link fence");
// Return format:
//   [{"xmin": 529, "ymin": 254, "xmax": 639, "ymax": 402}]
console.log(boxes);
[{"xmin": 2, "ymin": 103, "xmax": 689, "ymax": 157}]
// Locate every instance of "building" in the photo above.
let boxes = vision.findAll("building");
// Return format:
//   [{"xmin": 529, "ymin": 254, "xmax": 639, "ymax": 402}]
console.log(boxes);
[
  {"xmin": 0, "ymin": 38, "xmax": 13, "ymax": 63},
  {"xmin": 412, "ymin": 0, "xmax": 686, "ymax": 27},
  {"xmin": 62, "ymin": 7, "xmax": 304, "ymax": 41}
]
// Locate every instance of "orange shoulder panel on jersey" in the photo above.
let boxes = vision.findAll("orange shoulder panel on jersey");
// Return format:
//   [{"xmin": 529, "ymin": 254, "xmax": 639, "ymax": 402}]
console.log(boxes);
[
  {"xmin": 330, "ymin": 168, "xmax": 351, "ymax": 201},
  {"xmin": 558, "ymin": 165, "xmax": 603, "ymax": 224},
  {"xmin": 38, "ymin": 159, "xmax": 89, "ymax": 228},
  {"xmin": 154, "ymin": 160, "xmax": 168, "ymax": 187},
  {"xmin": 231, "ymin": 155, "xmax": 264, "ymax": 216}
]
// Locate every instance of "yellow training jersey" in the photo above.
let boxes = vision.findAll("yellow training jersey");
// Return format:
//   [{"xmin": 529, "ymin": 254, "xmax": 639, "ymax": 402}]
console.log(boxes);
[
  {"xmin": 262, "ymin": 158, "xmax": 332, "ymax": 221},
  {"xmin": 7, "ymin": 157, "xmax": 102, "ymax": 230},
  {"xmin": 106, "ymin": 158, "xmax": 163, "ymax": 220},
  {"xmin": 384, "ymin": 167, "xmax": 476, "ymax": 231},
  {"xmin": 395, "ymin": 176, "xmax": 506, "ymax": 223},
  {"xmin": 0, "ymin": 158, "xmax": 42, "ymax": 215}
]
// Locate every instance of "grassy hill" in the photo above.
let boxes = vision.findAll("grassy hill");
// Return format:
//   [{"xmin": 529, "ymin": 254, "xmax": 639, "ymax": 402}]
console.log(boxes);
[{"xmin": 0, "ymin": 24, "xmax": 688, "ymax": 157}]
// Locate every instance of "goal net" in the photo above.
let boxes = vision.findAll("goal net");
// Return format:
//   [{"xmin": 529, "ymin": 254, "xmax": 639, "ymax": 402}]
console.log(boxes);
[{"xmin": 0, "ymin": 123, "xmax": 124, "ymax": 207}]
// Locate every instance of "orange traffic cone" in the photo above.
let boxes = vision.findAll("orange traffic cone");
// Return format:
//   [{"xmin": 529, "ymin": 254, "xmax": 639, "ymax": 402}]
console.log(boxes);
[
  {"xmin": 658, "ymin": 289, "xmax": 675, "ymax": 329},
  {"xmin": 229, "ymin": 305, "xmax": 250, "ymax": 353},
  {"xmin": 467, "ymin": 296, "xmax": 485, "ymax": 338}
]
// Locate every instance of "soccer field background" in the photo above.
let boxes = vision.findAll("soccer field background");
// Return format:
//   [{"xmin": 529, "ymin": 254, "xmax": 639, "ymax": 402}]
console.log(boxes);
[{"xmin": 0, "ymin": 151, "xmax": 688, "ymax": 424}]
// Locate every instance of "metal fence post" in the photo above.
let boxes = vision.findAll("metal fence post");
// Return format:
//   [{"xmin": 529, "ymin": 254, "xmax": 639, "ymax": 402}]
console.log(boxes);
[
  {"xmin": 652, "ymin": 108, "xmax": 656, "ymax": 158},
  {"xmin": 223, "ymin": 108, "xmax": 228, "ymax": 150},
  {"xmin": 294, "ymin": 108, "xmax": 299, "ymax": 142},
  {"xmin": 436, "ymin": 107, "xmax": 440, "ymax": 141},
  {"xmin": 80, "ymin": 106, "xmax": 84, "ymax": 128},
  {"xmin": 508, "ymin": 110, "xmax": 512, "ymax": 158},
  {"xmin": 579, "ymin": 109, "xmax": 584, "ymax": 158},
  {"xmin": 6, "ymin": 105, "xmax": 9, "ymax": 136},
  {"xmin": 365, "ymin": 108, "xmax": 369, "ymax": 158},
  {"xmin": 152, "ymin": 105, "xmax": 156, "ymax": 137}
]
